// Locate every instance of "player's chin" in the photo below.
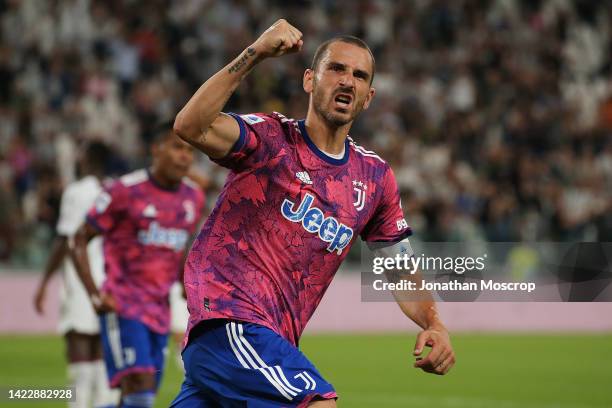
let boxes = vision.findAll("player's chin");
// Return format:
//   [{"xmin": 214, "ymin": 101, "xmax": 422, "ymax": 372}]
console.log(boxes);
[
  {"xmin": 326, "ymin": 109, "xmax": 353, "ymax": 127},
  {"xmin": 170, "ymin": 166, "xmax": 189, "ymax": 182}
]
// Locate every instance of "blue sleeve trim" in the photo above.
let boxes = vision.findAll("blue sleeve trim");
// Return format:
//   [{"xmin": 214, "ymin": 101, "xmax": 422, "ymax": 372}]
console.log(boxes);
[
  {"xmin": 86, "ymin": 215, "xmax": 104, "ymax": 233},
  {"xmin": 226, "ymin": 113, "xmax": 247, "ymax": 154}
]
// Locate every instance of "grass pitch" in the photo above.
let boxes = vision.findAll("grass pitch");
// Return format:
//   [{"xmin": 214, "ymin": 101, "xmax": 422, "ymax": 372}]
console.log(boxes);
[{"xmin": 0, "ymin": 333, "xmax": 610, "ymax": 407}]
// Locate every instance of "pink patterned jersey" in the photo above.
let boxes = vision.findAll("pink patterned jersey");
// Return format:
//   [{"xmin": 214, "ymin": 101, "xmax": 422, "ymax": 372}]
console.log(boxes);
[
  {"xmin": 87, "ymin": 169, "xmax": 204, "ymax": 334},
  {"xmin": 185, "ymin": 112, "xmax": 411, "ymax": 346}
]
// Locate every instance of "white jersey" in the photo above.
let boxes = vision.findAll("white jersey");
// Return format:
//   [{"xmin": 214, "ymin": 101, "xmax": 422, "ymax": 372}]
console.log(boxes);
[{"xmin": 57, "ymin": 175, "xmax": 105, "ymax": 335}]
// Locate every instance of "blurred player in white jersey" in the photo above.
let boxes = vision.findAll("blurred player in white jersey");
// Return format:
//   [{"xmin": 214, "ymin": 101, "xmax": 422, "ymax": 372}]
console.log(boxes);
[{"xmin": 34, "ymin": 141, "xmax": 118, "ymax": 408}]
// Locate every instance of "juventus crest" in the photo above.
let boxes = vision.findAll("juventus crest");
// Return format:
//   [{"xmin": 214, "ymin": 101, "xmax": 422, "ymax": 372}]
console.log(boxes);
[{"xmin": 352, "ymin": 180, "xmax": 367, "ymax": 211}]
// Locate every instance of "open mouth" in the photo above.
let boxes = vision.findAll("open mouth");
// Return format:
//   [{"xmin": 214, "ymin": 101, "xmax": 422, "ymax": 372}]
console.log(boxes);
[
  {"xmin": 334, "ymin": 93, "xmax": 353, "ymax": 109},
  {"xmin": 174, "ymin": 163, "xmax": 190, "ymax": 174}
]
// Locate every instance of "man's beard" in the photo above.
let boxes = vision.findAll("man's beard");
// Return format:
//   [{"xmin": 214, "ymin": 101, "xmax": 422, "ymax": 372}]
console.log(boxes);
[{"xmin": 312, "ymin": 86, "xmax": 361, "ymax": 128}]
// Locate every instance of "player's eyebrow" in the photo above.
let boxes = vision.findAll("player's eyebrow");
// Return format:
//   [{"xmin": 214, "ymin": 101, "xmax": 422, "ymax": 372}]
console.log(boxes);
[
  {"xmin": 327, "ymin": 61, "xmax": 346, "ymax": 71},
  {"xmin": 327, "ymin": 61, "xmax": 371, "ymax": 81},
  {"xmin": 353, "ymin": 68, "xmax": 370, "ymax": 81}
]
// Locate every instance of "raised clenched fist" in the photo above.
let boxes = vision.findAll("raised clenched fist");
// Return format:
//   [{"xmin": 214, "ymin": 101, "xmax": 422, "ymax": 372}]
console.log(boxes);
[{"xmin": 252, "ymin": 19, "xmax": 303, "ymax": 58}]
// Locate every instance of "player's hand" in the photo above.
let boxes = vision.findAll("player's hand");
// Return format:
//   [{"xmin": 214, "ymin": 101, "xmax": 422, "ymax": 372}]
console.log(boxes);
[
  {"xmin": 413, "ymin": 326, "xmax": 455, "ymax": 375},
  {"xmin": 91, "ymin": 292, "xmax": 117, "ymax": 314},
  {"xmin": 251, "ymin": 19, "xmax": 303, "ymax": 59},
  {"xmin": 33, "ymin": 285, "xmax": 47, "ymax": 315}
]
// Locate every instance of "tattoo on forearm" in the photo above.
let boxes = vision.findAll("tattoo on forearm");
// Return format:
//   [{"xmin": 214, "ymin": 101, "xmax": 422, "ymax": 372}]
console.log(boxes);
[{"xmin": 228, "ymin": 47, "xmax": 257, "ymax": 74}]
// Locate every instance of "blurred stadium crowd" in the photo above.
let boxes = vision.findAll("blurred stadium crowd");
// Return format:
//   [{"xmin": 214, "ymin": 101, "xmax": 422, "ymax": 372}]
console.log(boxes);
[{"xmin": 1, "ymin": 0, "xmax": 611, "ymax": 267}]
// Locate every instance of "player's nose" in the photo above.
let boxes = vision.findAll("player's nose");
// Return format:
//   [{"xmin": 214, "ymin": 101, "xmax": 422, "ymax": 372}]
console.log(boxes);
[
  {"xmin": 338, "ymin": 71, "xmax": 355, "ymax": 89},
  {"xmin": 177, "ymin": 149, "xmax": 193, "ymax": 165}
]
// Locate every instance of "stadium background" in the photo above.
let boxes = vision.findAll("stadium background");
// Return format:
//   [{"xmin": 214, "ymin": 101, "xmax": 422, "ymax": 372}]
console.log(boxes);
[{"xmin": 0, "ymin": 0, "xmax": 611, "ymax": 407}]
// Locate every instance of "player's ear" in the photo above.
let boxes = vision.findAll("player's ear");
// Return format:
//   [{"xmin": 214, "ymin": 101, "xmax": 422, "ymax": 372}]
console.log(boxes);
[
  {"xmin": 362, "ymin": 87, "xmax": 376, "ymax": 110},
  {"xmin": 303, "ymin": 68, "xmax": 314, "ymax": 93}
]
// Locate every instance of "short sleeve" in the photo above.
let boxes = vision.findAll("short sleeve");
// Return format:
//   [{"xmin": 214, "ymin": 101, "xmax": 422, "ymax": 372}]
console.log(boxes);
[
  {"xmin": 211, "ymin": 113, "xmax": 278, "ymax": 171},
  {"xmin": 86, "ymin": 181, "xmax": 128, "ymax": 233},
  {"xmin": 56, "ymin": 187, "xmax": 82, "ymax": 236},
  {"xmin": 361, "ymin": 166, "xmax": 412, "ymax": 243}
]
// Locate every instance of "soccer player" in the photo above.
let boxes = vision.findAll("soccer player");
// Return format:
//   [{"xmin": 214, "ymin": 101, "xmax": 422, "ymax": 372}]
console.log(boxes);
[
  {"xmin": 33, "ymin": 141, "xmax": 118, "ymax": 408},
  {"xmin": 172, "ymin": 19, "xmax": 455, "ymax": 407},
  {"xmin": 71, "ymin": 123, "xmax": 205, "ymax": 408}
]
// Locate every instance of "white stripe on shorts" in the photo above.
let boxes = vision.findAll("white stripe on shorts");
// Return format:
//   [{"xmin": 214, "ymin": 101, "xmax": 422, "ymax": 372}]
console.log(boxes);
[
  {"xmin": 236, "ymin": 323, "xmax": 302, "ymax": 395},
  {"xmin": 106, "ymin": 313, "xmax": 124, "ymax": 369},
  {"xmin": 226, "ymin": 323, "xmax": 249, "ymax": 369},
  {"xmin": 224, "ymin": 322, "xmax": 297, "ymax": 400}
]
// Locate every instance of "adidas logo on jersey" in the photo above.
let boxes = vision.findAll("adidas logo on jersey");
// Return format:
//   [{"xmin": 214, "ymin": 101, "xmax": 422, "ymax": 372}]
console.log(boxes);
[
  {"xmin": 281, "ymin": 193, "xmax": 353, "ymax": 255},
  {"xmin": 143, "ymin": 204, "xmax": 157, "ymax": 218},
  {"xmin": 295, "ymin": 171, "xmax": 313, "ymax": 185}
]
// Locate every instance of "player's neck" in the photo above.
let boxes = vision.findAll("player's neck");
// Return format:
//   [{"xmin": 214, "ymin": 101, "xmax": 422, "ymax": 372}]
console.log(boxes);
[
  {"xmin": 148, "ymin": 167, "xmax": 180, "ymax": 191},
  {"xmin": 304, "ymin": 112, "xmax": 350, "ymax": 156}
]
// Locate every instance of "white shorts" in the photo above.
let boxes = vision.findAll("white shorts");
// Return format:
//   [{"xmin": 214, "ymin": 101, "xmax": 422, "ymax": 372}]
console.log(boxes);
[
  {"xmin": 58, "ymin": 265, "xmax": 100, "ymax": 335},
  {"xmin": 170, "ymin": 282, "xmax": 189, "ymax": 334}
]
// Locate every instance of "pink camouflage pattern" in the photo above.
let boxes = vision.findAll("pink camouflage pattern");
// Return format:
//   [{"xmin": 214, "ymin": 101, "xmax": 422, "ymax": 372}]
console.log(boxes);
[
  {"xmin": 184, "ymin": 112, "xmax": 411, "ymax": 346},
  {"xmin": 87, "ymin": 169, "xmax": 204, "ymax": 334}
]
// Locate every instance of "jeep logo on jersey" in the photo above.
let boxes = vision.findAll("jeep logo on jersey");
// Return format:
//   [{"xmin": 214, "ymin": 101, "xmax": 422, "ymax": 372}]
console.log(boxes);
[
  {"xmin": 281, "ymin": 193, "xmax": 353, "ymax": 255},
  {"xmin": 137, "ymin": 221, "xmax": 189, "ymax": 251}
]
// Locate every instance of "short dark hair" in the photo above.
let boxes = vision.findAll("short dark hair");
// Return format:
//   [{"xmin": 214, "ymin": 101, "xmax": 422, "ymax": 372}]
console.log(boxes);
[
  {"xmin": 151, "ymin": 120, "xmax": 175, "ymax": 145},
  {"xmin": 311, "ymin": 36, "xmax": 376, "ymax": 83},
  {"xmin": 84, "ymin": 141, "xmax": 112, "ymax": 174}
]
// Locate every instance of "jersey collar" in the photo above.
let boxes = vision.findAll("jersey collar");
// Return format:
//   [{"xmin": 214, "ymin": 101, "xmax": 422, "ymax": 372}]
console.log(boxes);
[
  {"xmin": 298, "ymin": 120, "xmax": 350, "ymax": 166},
  {"xmin": 147, "ymin": 168, "xmax": 181, "ymax": 192}
]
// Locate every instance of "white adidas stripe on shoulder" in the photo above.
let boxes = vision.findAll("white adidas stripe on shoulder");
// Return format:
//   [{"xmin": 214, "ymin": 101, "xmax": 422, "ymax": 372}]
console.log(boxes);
[
  {"xmin": 119, "ymin": 169, "xmax": 148, "ymax": 186},
  {"xmin": 181, "ymin": 177, "xmax": 200, "ymax": 190},
  {"xmin": 273, "ymin": 112, "xmax": 301, "ymax": 133},
  {"xmin": 348, "ymin": 137, "xmax": 385, "ymax": 163},
  {"xmin": 348, "ymin": 137, "xmax": 378, "ymax": 155},
  {"xmin": 273, "ymin": 111, "xmax": 289, "ymax": 123},
  {"xmin": 353, "ymin": 146, "xmax": 385, "ymax": 162}
]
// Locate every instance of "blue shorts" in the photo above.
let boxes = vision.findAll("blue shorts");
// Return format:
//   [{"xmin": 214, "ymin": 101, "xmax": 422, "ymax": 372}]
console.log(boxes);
[
  {"xmin": 99, "ymin": 313, "xmax": 168, "ymax": 389},
  {"xmin": 171, "ymin": 320, "xmax": 337, "ymax": 407}
]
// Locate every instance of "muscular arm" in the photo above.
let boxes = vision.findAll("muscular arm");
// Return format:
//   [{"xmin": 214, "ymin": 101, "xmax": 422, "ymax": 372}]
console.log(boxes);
[
  {"xmin": 33, "ymin": 236, "xmax": 69, "ymax": 314},
  {"xmin": 70, "ymin": 223, "xmax": 115, "ymax": 313},
  {"xmin": 374, "ymin": 240, "xmax": 455, "ymax": 375},
  {"xmin": 173, "ymin": 19, "xmax": 303, "ymax": 159},
  {"xmin": 386, "ymin": 268, "xmax": 455, "ymax": 375},
  {"xmin": 389, "ymin": 274, "xmax": 443, "ymax": 330},
  {"xmin": 70, "ymin": 223, "xmax": 100, "ymax": 298},
  {"xmin": 384, "ymin": 266, "xmax": 445, "ymax": 332},
  {"xmin": 387, "ymin": 271, "xmax": 455, "ymax": 375}
]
